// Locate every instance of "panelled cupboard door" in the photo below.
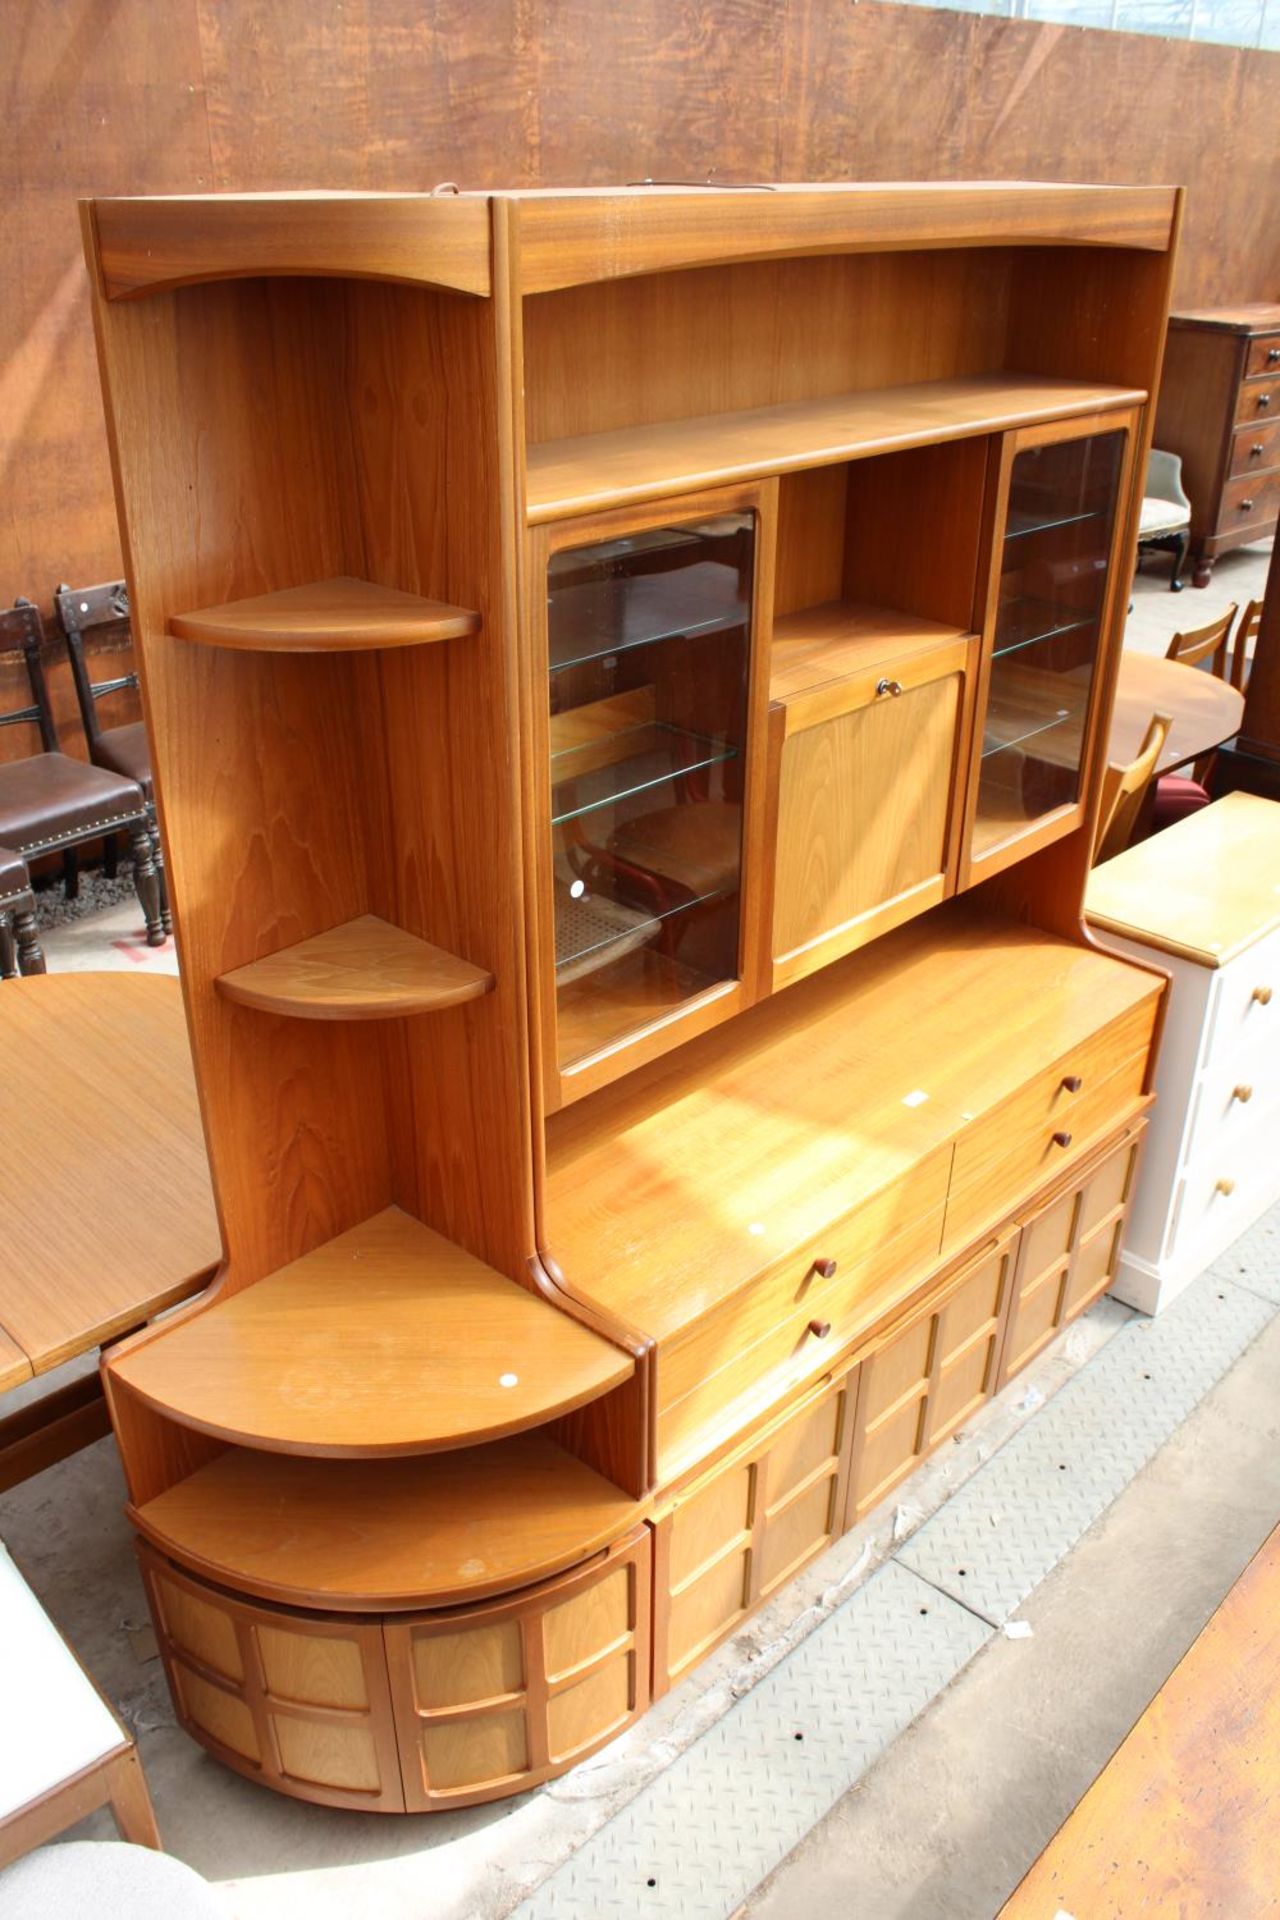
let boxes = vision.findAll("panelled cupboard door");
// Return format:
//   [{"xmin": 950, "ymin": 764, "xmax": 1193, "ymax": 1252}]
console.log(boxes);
[
  {"xmin": 652, "ymin": 1369, "xmax": 856, "ymax": 1697},
  {"xmin": 139, "ymin": 1544, "xmax": 405, "ymax": 1812},
  {"xmin": 769, "ymin": 637, "xmax": 976, "ymax": 988},
  {"xmin": 962, "ymin": 411, "xmax": 1139, "ymax": 889},
  {"xmin": 385, "ymin": 1527, "xmax": 651, "ymax": 1809},
  {"xmin": 845, "ymin": 1233, "xmax": 1016, "ymax": 1527},
  {"xmin": 997, "ymin": 1121, "xmax": 1146, "ymax": 1387}
]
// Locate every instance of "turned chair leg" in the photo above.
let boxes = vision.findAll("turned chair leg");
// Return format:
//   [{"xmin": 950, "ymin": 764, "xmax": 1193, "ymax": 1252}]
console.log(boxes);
[
  {"xmin": 0, "ymin": 914, "xmax": 16, "ymax": 980},
  {"xmin": 14, "ymin": 905, "xmax": 46, "ymax": 974},
  {"xmin": 148, "ymin": 811, "xmax": 172, "ymax": 936},
  {"xmin": 1171, "ymin": 528, "xmax": 1189, "ymax": 591},
  {"xmin": 129, "ymin": 821, "xmax": 166, "ymax": 947}
]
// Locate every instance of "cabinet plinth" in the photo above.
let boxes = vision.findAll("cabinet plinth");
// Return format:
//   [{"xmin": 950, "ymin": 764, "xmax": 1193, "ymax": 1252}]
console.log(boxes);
[
  {"xmin": 215, "ymin": 915, "xmax": 493, "ymax": 1020},
  {"xmin": 168, "ymin": 576, "xmax": 481, "ymax": 652},
  {"xmin": 111, "ymin": 1207, "xmax": 633, "ymax": 1455}
]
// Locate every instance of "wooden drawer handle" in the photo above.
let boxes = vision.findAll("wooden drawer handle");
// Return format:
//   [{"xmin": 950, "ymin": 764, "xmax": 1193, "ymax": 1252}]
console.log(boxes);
[
  {"xmin": 1269, "ymin": 347, "xmax": 1280, "ymax": 363},
  {"xmin": 1240, "ymin": 498, "xmax": 1255, "ymax": 512},
  {"xmin": 1052, "ymin": 1130, "xmax": 1073, "ymax": 1148},
  {"xmin": 1258, "ymin": 394, "xmax": 1273, "ymax": 409},
  {"xmin": 1061, "ymin": 1074, "xmax": 1083, "ymax": 1094},
  {"xmin": 875, "ymin": 678, "xmax": 904, "ymax": 699},
  {"xmin": 1250, "ymin": 442, "xmax": 1265, "ymax": 458},
  {"xmin": 1253, "ymin": 986, "xmax": 1273, "ymax": 1006},
  {"xmin": 807, "ymin": 1318, "xmax": 832, "ymax": 1339},
  {"xmin": 1233, "ymin": 1084, "xmax": 1254, "ymax": 1104},
  {"xmin": 812, "ymin": 1257, "xmax": 838, "ymax": 1280},
  {"xmin": 1216, "ymin": 1177, "xmax": 1236, "ymax": 1196}
]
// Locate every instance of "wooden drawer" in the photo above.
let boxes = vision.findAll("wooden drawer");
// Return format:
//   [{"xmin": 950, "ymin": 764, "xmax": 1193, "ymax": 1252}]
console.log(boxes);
[
  {"xmin": 997, "ymin": 1121, "xmax": 1145, "ymax": 1387},
  {"xmin": 1217, "ymin": 467, "xmax": 1280, "ymax": 535},
  {"xmin": 845, "ymin": 1233, "xmax": 1016, "ymax": 1525},
  {"xmin": 1167, "ymin": 1151, "xmax": 1274, "ymax": 1271},
  {"xmin": 1234, "ymin": 376, "xmax": 1278, "ymax": 427},
  {"xmin": 943, "ymin": 997, "xmax": 1157, "ymax": 1252},
  {"xmin": 657, "ymin": 1155, "xmax": 948, "ymax": 1460},
  {"xmin": 1229, "ymin": 418, "xmax": 1280, "ymax": 478},
  {"xmin": 652, "ymin": 1370, "xmax": 855, "ymax": 1695},
  {"xmin": 1245, "ymin": 334, "xmax": 1280, "ymax": 381},
  {"xmin": 1206, "ymin": 926, "xmax": 1280, "ymax": 1059}
]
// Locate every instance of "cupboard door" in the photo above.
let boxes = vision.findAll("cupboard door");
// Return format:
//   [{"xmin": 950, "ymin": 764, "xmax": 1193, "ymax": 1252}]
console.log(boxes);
[
  {"xmin": 998, "ymin": 1122, "xmax": 1146, "ymax": 1387},
  {"xmin": 386, "ymin": 1527, "xmax": 651, "ymax": 1809},
  {"xmin": 770, "ymin": 636, "xmax": 975, "ymax": 985},
  {"xmin": 845, "ymin": 1234, "xmax": 1016, "ymax": 1526},
  {"xmin": 965, "ymin": 417, "xmax": 1133, "ymax": 883},
  {"xmin": 652, "ymin": 1370, "xmax": 856, "ymax": 1696},
  {"xmin": 534, "ymin": 488, "xmax": 769, "ymax": 1108}
]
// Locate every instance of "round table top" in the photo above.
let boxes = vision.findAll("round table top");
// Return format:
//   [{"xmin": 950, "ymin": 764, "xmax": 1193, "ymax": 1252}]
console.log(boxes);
[
  {"xmin": 1111, "ymin": 652, "xmax": 1245, "ymax": 776},
  {"xmin": 0, "ymin": 971, "xmax": 221, "ymax": 1386}
]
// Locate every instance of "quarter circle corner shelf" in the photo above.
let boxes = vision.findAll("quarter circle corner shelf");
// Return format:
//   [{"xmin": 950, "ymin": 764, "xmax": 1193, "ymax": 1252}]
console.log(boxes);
[
  {"xmin": 214, "ymin": 915, "xmax": 493, "ymax": 1021},
  {"xmin": 168, "ymin": 575, "xmax": 481, "ymax": 652}
]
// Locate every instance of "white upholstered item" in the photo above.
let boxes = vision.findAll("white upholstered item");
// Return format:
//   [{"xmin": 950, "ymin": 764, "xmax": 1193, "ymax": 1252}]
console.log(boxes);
[{"xmin": 0, "ymin": 1842, "xmax": 224, "ymax": 1918}]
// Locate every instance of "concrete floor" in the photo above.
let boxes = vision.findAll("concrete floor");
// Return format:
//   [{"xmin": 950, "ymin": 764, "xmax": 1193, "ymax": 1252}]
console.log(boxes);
[{"xmin": 745, "ymin": 1299, "xmax": 1280, "ymax": 1919}]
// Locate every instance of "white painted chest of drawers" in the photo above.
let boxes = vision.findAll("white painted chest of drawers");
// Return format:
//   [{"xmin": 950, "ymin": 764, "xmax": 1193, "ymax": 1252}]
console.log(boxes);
[{"xmin": 1086, "ymin": 791, "xmax": 1280, "ymax": 1313}]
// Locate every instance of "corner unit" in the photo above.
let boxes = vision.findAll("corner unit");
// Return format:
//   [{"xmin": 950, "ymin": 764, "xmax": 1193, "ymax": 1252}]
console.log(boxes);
[{"xmin": 84, "ymin": 180, "xmax": 1181, "ymax": 1810}]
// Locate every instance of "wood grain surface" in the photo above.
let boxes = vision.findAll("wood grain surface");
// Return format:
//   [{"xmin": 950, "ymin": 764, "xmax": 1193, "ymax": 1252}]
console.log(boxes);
[
  {"xmin": 1110, "ymin": 650, "xmax": 1245, "ymax": 776},
  {"xmin": 0, "ymin": 974, "xmax": 220, "ymax": 1372},
  {"xmin": 109, "ymin": 1204, "xmax": 632, "ymax": 1454},
  {"xmin": 215, "ymin": 914, "xmax": 494, "ymax": 1020},
  {"xmin": 131, "ymin": 1433, "xmax": 642, "ymax": 1609},
  {"xmin": 6, "ymin": 0, "xmax": 1277, "ymax": 646},
  {"xmin": 169, "ymin": 576, "xmax": 482, "ymax": 651},
  {"xmin": 1001, "ymin": 1523, "xmax": 1280, "ymax": 1919}
]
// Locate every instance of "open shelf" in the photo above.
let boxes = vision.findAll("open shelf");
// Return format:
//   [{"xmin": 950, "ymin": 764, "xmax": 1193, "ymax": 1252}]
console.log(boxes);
[
  {"xmin": 550, "ymin": 723, "xmax": 737, "ymax": 827},
  {"xmin": 526, "ymin": 374, "xmax": 1147, "ymax": 522},
  {"xmin": 110, "ymin": 1207, "xmax": 633, "ymax": 1454},
  {"xmin": 771, "ymin": 601, "xmax": 972, "ymax": 705},
  {"xmin": 130, "ymin": 1432, "xmax": 639, "ymax": 1611},
  {"xmin": 215, "ymin": 915, "xmax": 493, "ymax": 1021},
  {"xmin": 168, "ymin": 576, "xmax": 481, "ymax": 653}
]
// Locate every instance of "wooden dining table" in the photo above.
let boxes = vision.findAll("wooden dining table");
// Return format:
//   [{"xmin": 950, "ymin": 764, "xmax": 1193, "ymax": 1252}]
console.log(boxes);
[
  {"xmin": 0, "ymin": 972, "xmax": 221, "ymax": 1485},
  {"xmin": 1110, "ymin": 650, "xmax": 1245, "ymax": 775}
]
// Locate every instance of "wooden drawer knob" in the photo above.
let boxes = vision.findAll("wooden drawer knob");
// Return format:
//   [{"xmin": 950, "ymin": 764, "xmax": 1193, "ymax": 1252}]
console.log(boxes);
[
  {"xmin": 1258, "ymin": 393, "xmax": 1273, "ymax": 409},
  {"xmin": 1052, "ymin": 1130, "xmax": 1073, "ymax": 1148},
  {"xmin": 1251, "ymin": 442, "xmax": 1265, "ymax": 458},
  {"xmin": 1253, "ymin": 985, "xmax": 1273, "ymax": 1006},
  {"xmin": 1216, "ymin": 1177, "xmax": 1236, "ymax": 1196},
  {"xmin": 812, "ymin": 1257, "xmax": 838, "ymax": 1279},
  {"xmin": 807, "ymin": 1318, "xmax": 832, "ymax": 1339},
  {"xmin": 1233, "ymin": 1084, "xmax": 1254, "ymax": 1103},
  {"xmin": 1061, "ymin": 1075, "xmax": 1083, "ymax": 1094},
  {"xmin": 1240, "ymin": 498, "xmax": 1255, "ymax": 513},
  {"xmin": 1269, "ymin": 346, "xmax": 1280, "ymax": 363}
]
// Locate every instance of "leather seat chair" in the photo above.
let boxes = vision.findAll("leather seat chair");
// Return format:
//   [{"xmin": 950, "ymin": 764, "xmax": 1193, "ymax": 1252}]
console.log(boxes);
[
  {"xmin": 0, "ymin": 845, "xmax": 44, "ymax": 978},
  {"xmin": 0, "ymin": 601, "xmax": 165, "ymax": 947}
]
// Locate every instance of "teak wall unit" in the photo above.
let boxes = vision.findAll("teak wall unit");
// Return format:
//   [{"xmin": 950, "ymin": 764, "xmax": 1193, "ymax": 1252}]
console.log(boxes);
[{"xmin": 83, "ymin": 182, "xmax": 1181, "ymax": 1812}]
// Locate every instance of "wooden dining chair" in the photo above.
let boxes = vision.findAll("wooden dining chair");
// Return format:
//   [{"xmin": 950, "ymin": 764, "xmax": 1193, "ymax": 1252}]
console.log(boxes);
[
  {"xmin": 0, "ymin": 845, "xmax": 44, "ymax": 979},
  {"xmin": 1230, "ymin": 598, "xmax": 1263, "ymax": 692},
  {"xmin": 1164, "ymin": 602, "xmax": 1239, "ymax": 679},
  {"xmin": 1094, "ymin": 711, "xmax": 1171, "ymax": 865},
  {"xmin": 0, "ymin": 601, "xmax": 165, "ymax": 945}
]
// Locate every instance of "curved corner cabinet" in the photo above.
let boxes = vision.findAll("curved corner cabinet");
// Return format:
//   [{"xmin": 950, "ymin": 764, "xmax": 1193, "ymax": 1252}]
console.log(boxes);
[{"xmin": 87, "ymin": 181, "xmax": 1180, "ymax": 1810}]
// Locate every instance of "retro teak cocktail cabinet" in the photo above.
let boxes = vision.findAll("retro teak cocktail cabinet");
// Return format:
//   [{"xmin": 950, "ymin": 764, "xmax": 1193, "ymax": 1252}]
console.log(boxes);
[{"xmin": 83, "ymin": 182, "xmax": 1179, "ymax": 1811}]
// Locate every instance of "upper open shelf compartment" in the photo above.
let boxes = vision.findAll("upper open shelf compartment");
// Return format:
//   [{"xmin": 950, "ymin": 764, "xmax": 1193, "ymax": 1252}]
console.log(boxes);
[
  {"xmin": 168, "ymin": 576, "xmax": 481, "ymax": 653},
  {"xmin": 525, "ymin": 373, "xmax": 1147, "ymax": 523},
  {"xmin": 215, "ymin": 915, "xmax": 493, "ymax": 1021},
  {"xmin": 111, "ymin": 1206, "xmax": 634, "ymax": 1456}
]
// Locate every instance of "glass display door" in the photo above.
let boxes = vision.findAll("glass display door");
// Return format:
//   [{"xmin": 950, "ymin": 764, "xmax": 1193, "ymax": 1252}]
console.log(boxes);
[
  {"xmin": 544, "ymin": 510, "xmax": 755, "ymax": 1087},
  {"xmin": 967, "ymin": 422, "xmax": 1129, "ymax": 878}
]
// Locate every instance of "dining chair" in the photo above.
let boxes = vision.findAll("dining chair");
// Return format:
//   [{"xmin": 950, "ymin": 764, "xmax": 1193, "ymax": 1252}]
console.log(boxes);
[
  {"xmin": 0, "ymin": 601, "xmax": 164, "ymax": 946},
  {"xmin": 0, "ymin": 846, "xmax": 44, "ymax": 978},
  {"xmin": 54, "ymin": 580, "xmax": 169, "ymax": 933},
  {"xmin": 1164, "ymin": 602, "xmax": 1240, "ymax": 679},
  {"xmin": 1094, "ymin": 711, "xmax": 1171, "ymax": 865},
  {"xmin": 1229, "ymin": 598, "xmax": 1263, "ymax": 693}
]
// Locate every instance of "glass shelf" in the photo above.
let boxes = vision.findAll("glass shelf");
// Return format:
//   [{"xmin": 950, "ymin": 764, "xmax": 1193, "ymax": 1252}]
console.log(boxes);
[
  {"xmin": 1004, "ymin": 506, "xmax": 1104, "ymax": 542},
  {"xmin": 982, "ymin": 706, "xmax": 1078, "ymax": 760},
  {"xmin": 554, "ymin": 883, "xmax": 728, "ymax": 982},
  {"xmin": 548, "ymin": 559, "xmax": 748, "ymax": 673},
  {"xmin": 993, "ymin": 597, "xmax": 1100, "ymax": 658},
  {"xmin": 550, "ymin": 722, "xmax": 738, "ymax": 827}
]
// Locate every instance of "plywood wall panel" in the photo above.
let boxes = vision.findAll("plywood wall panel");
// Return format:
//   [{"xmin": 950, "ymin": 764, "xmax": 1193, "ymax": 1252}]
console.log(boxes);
[{"xmin": 4, "ymin": 0, "xmax": 1279, "ymax": 637}]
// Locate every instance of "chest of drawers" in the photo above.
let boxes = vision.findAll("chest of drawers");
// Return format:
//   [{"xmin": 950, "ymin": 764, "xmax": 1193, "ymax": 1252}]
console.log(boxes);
[
  {"xmin": 1155, "ymin": 304, "xmax": 1280, "ymax": 588},
  {"xmin": 1087, "ymin": 793, "xmax": 1280, "ymax": 1311}
]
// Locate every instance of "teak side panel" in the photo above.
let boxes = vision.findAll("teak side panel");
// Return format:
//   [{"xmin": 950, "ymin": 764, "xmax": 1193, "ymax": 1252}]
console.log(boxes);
[
  {"xmin": 514, "ymin": 185, "xmax": 1178, "ymax": 295},
  {"xmin": 92, "ymin": 193, "xmax": 493, "ymax": 299}
]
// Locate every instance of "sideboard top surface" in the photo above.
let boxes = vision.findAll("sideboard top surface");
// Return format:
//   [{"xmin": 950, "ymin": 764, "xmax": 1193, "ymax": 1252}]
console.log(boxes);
[{"xmin": 1087, "ymin": 792, "xmax": 1280, "ymax": 969}]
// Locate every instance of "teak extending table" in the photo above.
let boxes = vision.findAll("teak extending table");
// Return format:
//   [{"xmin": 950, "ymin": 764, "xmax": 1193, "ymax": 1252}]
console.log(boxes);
[{"xmin": 1110, "ymin": 649, "xmax": 1245, "ymax": 774}]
